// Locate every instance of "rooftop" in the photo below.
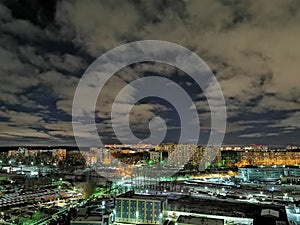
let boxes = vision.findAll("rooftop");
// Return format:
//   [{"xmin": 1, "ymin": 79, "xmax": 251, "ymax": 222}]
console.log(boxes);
[
  {"xmin": 117, "ymin": 191, "xmax": 167, "ymax": 201},
  {"xmin": 177, "ymin": 215, "xmax": 224, "ymax": 224}
]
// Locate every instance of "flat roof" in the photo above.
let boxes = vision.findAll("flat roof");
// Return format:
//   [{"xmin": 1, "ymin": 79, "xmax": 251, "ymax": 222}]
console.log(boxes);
[
  {"xmin": 117, "ymin": 193, "xmax": 167, "ymax": 201},
  {"xmin": 73, "ymin": 216, "xmax": 103, "ymax": 221},
  {"xmin": 177, "ymin": 215, "xmax": 224, "ymax": 223}
]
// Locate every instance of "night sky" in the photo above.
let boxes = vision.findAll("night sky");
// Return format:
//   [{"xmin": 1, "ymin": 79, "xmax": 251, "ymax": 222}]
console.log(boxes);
[{"xmin": 0, "ymin": 0, "xmax": 299, "ymax": 146}]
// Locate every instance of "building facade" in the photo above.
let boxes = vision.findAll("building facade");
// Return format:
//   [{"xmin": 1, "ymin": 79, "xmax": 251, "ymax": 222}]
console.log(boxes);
[
  {"xmin": 238, "ymin": 166, "xmax": 300, "ymax": 182},
  {"xmin": 115, "ymin": 195, "xmax": 167, "ymax": 224}
]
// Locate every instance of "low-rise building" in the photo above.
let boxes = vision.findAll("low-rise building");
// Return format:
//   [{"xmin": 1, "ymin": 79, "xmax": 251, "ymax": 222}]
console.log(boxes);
[
  {"xmin": 176, "ymin": 215, "xmax": 224, "ymax": 225},
  {"xmin": 115, "ymin": 193, "xmax": 167, "ymax": 224},
  {"xmin": 239, "ymin": 165, "xmax": 300, "ymax": 182},
  {"xmin": 71, "ymin": 208, "xmax": 113, "ymax": 225}
]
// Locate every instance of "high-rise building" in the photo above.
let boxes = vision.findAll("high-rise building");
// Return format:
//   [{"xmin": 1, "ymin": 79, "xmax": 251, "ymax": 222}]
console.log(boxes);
[
  {"xmin": 149, "ymin": 151, "xmax": 161, "ymax": 164},
  {"xmin": 54, "ymin": 148, "xmax": 66, "ymax": 163},
  {"xmin": 167, "ymin": 144, "xmax": 197, "ymax": 167},
  {"xmin": 96, "ymin": 148, "xmax": 113, "ymax": 165}
]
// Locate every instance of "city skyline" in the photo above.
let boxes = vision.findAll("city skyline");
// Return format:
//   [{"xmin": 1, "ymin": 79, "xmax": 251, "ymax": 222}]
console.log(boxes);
[{"xmin": 0, "ymin": 0, "xmax": 299, "ymax": 146}]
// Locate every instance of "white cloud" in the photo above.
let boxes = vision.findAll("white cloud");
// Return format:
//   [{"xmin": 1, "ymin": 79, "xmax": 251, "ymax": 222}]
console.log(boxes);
[
  {"xmin": 56, "ymin": 0, "xmax": 140, "ymax": 56},
  {"xmin": 0, "ymin": 0, "xmax": 299, "ymax": 144},
  {"xmin": 239, "ymin": 132, "xmax": 279, "ymax": 138}
]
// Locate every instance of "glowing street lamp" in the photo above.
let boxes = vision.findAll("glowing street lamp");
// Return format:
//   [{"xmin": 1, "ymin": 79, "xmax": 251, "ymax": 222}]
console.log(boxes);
[
  {"xmin": 136, "ymin": 211, "xmax": 139, "ymax": 222},
  {"xmin": 270, "ymin": 186, "xmax": 275, "ymax": 203}
]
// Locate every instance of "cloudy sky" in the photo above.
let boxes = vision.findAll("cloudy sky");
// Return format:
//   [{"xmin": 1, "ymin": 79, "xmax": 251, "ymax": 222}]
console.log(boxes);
[{"xmin": 0, "ymin": 0, "xmax": 299, "ymax": 146}]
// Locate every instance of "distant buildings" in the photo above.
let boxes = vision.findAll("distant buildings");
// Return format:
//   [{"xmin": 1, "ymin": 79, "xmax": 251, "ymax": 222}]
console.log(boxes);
[
  {"xmin": 238, "ymin": 165, "xmax": 300, "ymax": 183},
  {"xmin": 1, "ymin": 144, "xmax": 300, "ymax": 172},
  {"xmin": 54, "ymin": 148, "xmax": 67, "ymax": 163},
  {"xmin": 166, "ymin": 144, "xmax": 196, "ymax": 167},
  {"xmin": 149, "ymin": 151, "xmax": 161, "ymax": 164},
  {"xmin": 102, "ymin": 143, "xmax": 300, "ymax": 170},
  {"xmin": 155, "ymin": 144, "xmax": 206, "ymax": 168},
  {"xmin": 82, "ymin": 148, "xmax": 98, "ymax": 166},
  {"xmin": 222, "ymin": 148, "xmax": 300, "ymax": 168},
  {"xmin": 237, "ymin": 149, "xmax": 300, "ymax": 167},
  {"xmin": 96, "ymin": 147, "xmax": 113, "ymax": 165}
]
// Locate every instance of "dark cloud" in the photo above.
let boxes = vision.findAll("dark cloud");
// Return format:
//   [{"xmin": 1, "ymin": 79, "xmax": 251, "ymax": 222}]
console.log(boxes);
[{"xmin": 0, "ymin": 0, "xmax": 299, "ymax": 146}]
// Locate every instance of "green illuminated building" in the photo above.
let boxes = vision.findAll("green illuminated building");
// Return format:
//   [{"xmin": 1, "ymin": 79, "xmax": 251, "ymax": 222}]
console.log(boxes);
[{"xmin": 115, "ymin": 194, "xmax": 167, "ymax": 224}]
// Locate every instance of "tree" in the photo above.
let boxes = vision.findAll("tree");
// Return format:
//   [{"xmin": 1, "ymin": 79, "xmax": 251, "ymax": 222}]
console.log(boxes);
[{"xmin": 81, "ymin": 181, "xmax": 96, "ymax": 199}]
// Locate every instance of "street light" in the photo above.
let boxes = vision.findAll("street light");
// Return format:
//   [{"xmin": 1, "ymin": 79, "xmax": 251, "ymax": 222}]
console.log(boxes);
[
  {"xmin": 136, "ymin": 210, "xmax": 139, "ymax": 222},
  {"xmin": 270, "ymin": 186, "xmax": 275, "ymax": 203}
]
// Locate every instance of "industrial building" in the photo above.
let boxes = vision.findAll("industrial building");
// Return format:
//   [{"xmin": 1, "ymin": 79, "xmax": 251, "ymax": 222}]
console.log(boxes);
[
  {"xmin": 176, "ymin": 215, "xmax": 224, "ymax": 225},
  {"xmin": 115, "ymin": 193, "xmax": 167, "ymax": 224},
  {"xmin": 238, "ymin": 165, "xmax": 300, "ymax": 182},
  {"xmin": 70, "ymin": 207, "xmax": 113, "ymax": 225}
]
